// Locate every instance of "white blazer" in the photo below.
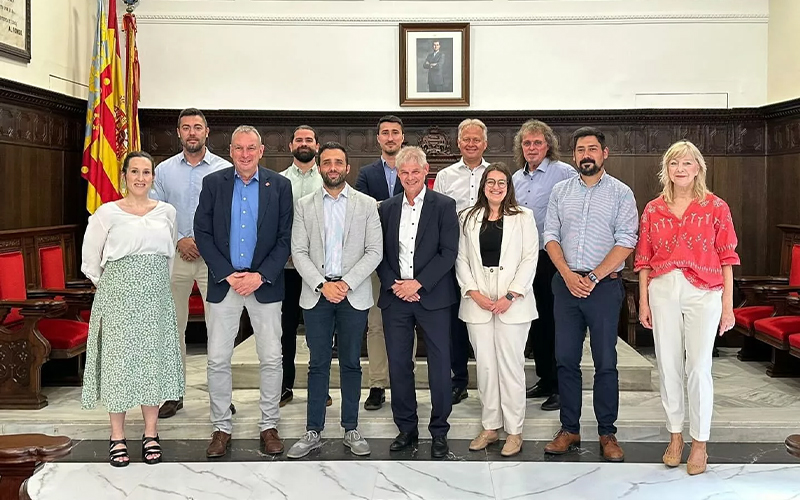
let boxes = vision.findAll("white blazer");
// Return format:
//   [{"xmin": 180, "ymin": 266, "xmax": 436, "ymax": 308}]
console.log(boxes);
[{"xmin": 455, "ymin": 207, "xmax": 539, "ymax": 325}]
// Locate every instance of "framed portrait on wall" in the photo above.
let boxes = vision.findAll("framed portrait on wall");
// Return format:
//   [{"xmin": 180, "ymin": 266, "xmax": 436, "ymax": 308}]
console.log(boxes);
[
  {"xmin": 0, "ymin": 0, "xmax": 31, "ymax": 62},
  {"xmin": 399, "ymin": 23, "xmax": 469, "ymax": 107}
]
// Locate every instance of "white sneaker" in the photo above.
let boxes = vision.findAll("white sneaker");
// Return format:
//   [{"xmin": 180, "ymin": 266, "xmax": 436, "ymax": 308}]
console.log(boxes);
[
  {"xmin": 287, "ymin": 430, "xmax": 322, "ymax": 459},
  {"xmin": 343, "ymin": 429, "xmax": 371, "ymax": 456}
]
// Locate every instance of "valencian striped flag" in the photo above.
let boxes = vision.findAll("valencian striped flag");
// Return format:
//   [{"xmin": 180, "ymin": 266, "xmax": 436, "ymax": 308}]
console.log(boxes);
[{"xmin": 81, "ymin": 0, "xmax": 128, "ymax": 214}]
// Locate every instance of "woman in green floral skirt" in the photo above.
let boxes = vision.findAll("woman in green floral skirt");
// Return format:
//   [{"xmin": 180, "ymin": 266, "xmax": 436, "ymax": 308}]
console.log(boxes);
[{"xmin": 81, "ymin": 151, "xmax": 185, "ymax": 467}]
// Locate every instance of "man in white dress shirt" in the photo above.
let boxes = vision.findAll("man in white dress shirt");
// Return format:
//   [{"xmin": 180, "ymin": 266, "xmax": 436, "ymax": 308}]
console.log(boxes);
[
  {"xmin": 432, "ymin": 118, "xmax": 490, "ymax": 405},
  {"xmin": 150, "ymin": 108, "xmax": 231, "ymax": 419}
]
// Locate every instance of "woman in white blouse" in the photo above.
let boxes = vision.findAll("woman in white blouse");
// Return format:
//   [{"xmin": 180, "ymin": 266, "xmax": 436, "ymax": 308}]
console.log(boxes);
[
  {"xmin": 456, "ymin": 163, "xmax": 539, "ymax": 457},
  {"xmin": 81, "ymin": 151, "xmax": 184, "ymax": 467}
]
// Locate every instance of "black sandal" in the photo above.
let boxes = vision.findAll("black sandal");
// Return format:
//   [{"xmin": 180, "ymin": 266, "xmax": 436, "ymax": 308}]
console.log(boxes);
[
  {"xmin": 142, "ymin": 435, "xmax": 162, "ymax": 465},
  {"xmin": 109, "ymin": 438, "xmax": 129, "ymax": 467}
]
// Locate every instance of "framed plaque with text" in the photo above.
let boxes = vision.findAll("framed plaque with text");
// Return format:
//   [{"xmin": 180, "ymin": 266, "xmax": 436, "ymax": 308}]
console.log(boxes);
[{"xmin": 0, "ymin": 0, "xmax": 31, "ymax": 62}]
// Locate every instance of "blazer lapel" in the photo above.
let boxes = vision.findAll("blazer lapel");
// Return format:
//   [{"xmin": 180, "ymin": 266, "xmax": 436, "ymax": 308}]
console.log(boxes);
[
  {"xmin": 468, "ymin": 208, "xmax": 483, "ymax": 258},
  {"xmin": 342, "ymin": 186, "xmax": 356, "ymax": 246},
  {"xmin": 388, "ymin": 198, "xmax": 402, "ymax": 275},
  {"xmin": 221, "ymin": 168, "xmax": 234, "ymax": 237},
  {"xmin": 499, "ymin": 212, "xmax": 514, "ymax": 262},
  {"xmin": 313, "ymin": 190, "xmax": 325, "ymax": 249},
  {"xmin": 257, "ymin": 168, "xmax": 272, "ymax": 229},
  {"xmin": 415, "ymin": 190, "xmax": 434, "ymax": 250}
]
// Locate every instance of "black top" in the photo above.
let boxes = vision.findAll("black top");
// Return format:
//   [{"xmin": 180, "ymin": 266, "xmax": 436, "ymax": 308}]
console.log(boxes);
[{"xmin": 479, "ymin": 218, "xmax": 503, "ymax": 267}]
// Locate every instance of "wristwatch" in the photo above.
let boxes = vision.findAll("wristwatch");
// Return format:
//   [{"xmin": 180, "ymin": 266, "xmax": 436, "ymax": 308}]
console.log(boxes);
[
  {"xmin": 505, "ymin": 292, "xmax": 516, "ymax": 302},
  {"xmin": 315, "ymin": 282, "xmax": 324, "ymax": 293},
  {"xmin": 587, "ymin": 272, "xmax": 600, "ymax": 284}
]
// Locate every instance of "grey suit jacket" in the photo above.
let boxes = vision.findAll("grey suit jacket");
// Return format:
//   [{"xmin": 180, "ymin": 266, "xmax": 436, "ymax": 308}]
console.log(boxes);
[{"xmin": 291, "ymin": 184, "xmax": 383, "ymax": 310}]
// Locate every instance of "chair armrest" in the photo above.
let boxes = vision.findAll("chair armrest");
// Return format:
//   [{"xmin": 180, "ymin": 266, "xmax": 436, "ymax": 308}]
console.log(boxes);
[
  {"xmin": 0, "ymin": 298, "xmax": 66, "ymax": 320},
  {"xmin": 65, "ymin": 279, "xmax": 93, "ymax": 289},
  {"xmin": 754, "ymin": 285, "xmax": 800, "ymax": 294},
  {"xmin": 27, "ymin": 288, "xmax": 94, "ymax": 299},
  {"xmin": 735, "ymin": 276, "xmax": 788, "ymax": 286}
]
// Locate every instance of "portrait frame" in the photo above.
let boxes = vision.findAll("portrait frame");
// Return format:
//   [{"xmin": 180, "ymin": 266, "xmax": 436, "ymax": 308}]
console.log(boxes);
[
  {"xmin": 399, "ymin": 22, "xmax": 470, "ymax": 107},
  {"xmin": 0, "ymin": 0, "xmax": 31, "ymax": 63}
]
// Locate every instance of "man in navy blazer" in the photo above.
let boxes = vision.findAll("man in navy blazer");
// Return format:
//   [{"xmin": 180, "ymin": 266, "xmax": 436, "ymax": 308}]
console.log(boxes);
[
  {"xmin": 355, "ymin": 115, "xmax": 406, "ymax": 412},
  {"xmin": 194, "ymin": 125, "xmax": 293, "ymax": 459},
  {"xmin": 377, "ymin": 145, "xmax": 459, "ymax": 459}
]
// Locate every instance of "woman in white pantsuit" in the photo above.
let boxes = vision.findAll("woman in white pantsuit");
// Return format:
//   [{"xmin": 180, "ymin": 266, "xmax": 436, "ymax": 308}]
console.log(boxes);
[
  {"xmin": 456, "ymin": 163, "xmax": 539, "ymax": 457},
  {"xmin": 635, "ymin": 140, "xmax": 739, "ymax": 475}
]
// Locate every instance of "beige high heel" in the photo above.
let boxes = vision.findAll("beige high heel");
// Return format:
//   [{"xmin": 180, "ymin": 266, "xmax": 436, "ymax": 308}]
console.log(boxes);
[
  {"xmin": 662, "ymin": 440, "xmax": 684, "ymax": 467},
  {"xmin": 687, "ymin": 451, "xmax": 708, "ymax": 475}
]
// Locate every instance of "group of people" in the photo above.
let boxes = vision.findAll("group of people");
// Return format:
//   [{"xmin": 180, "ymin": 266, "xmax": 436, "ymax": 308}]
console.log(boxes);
[{"xmin": 80, "ymin": 109, "xmax": 739, "ymax": 475}]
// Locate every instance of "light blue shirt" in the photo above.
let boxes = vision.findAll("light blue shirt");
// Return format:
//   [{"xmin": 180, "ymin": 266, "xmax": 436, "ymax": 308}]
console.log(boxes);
[
  {"xmin": 512, "ymin": 158, "xmax": 578, "ymax": 250},
  {"xmin": 150, "ymin": 149, "xmax": 231, "ymax": 239},
  {"xmin": 382, "ymin": 158, "xmax": 398, "ymax": 197},
  {"xmin": 323, "ymin": 185, "xmax": 349, "ymax": 278},
  {"xmin": 543, "ymin": 172, "xmax": 639, "ymax": 272},
  {"xmin": 230, "ymin": 170, "xmax": 260, "ymax": 270}
]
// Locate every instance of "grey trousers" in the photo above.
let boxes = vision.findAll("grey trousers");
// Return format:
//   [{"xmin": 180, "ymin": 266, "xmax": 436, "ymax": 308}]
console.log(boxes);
[{"xmin": 207, "ymin": 287, "xmax": 282, "ymax": 433}]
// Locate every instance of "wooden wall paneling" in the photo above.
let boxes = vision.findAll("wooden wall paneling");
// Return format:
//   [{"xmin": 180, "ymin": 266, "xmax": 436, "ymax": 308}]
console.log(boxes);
[{"xmin": 765, "ymin": 153, "xmax": 800, "ymax": 274}]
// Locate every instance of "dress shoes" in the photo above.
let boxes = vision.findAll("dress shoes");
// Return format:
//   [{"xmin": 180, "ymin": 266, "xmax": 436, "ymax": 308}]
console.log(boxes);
[
  {"xmin": 786, "ymin": 434, "xmax": 800, "ymax": 458},
  {"xmin": 544, "ymin": 429, "xmax": 581, "ymax": 455},
  {"xmin": 540, "ymin": 394, "xmax": 561, "ymax": 411},
  {"xmin": 662, "ymin": 440, "xmax": 684, "ymax": 467},
  {"xmin": 469, "ymin": 430, "xmax": 499, "ymax": 451},
  {"xmin": 599, "ymin": 434, "xmax": 625, "ymax": 462},
  {"xmin": 501, "ymin": 434, "xmax": 523, "ymax": 457},
  {"xmin": 364, "ymin": 388, "xmax": 385, "ymax": 410},
  {"xmin": 158, "ymin": 398, "xmax": 183, "ymax": 419},
  {"xmin": 687, "ymin": 449, "xmax": 708, "ymax": 475},
  {"xmin": 390, "ymin": 431, "xmax": 419, "ymax": 451},
  {"xmin": 280, "ymin": 389, "xmax": 294, "ymax": 408},
  {"xmin": 451, "ymin": 387, "xmax": 468, "ymax": 405},
  {"xmin": 525, "ymin": 382, "xmax": 554, "ymax": 399},
  {"xmin": 206, "ymin": 430, "xmax": 232, "ymax": 458},
  {"xmin": 431, "ymin": 435, "xmax": 449, "ymax": 459},
  {"xmin": 260, "ymin": 428, "xmax": 284, "ymax": 455},
  {"xmin": 327, "ymin": 394, "xmax": 333, "ymax": 407}
]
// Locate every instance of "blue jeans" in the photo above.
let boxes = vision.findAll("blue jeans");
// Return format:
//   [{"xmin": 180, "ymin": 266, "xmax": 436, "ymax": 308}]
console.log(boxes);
[
  {"xmin": 303, "ymin": 297, "xmax": 367, "ymax": 432},
  {"xmin": 553, "ymin": 273, "xmax": 624, "ymax": 436}
]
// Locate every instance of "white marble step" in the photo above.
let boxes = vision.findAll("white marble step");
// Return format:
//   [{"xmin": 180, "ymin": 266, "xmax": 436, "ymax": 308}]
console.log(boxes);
[{"xmin": 231, "ymin": 335, "xmax": 656, "ymax": 392}]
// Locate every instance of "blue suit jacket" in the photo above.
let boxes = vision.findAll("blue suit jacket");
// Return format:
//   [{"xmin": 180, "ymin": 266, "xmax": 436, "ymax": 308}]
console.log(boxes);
[
  {"xmin": 194, "ymin": 166, "xmax": 293, "ymax": 304},
  {"xmin": 377, "ymin": 189, "xmax": 459, "ymax": 311},
  {"xmin": 355, "ymin": 159, "xmax": 404, "ymax": 202}
]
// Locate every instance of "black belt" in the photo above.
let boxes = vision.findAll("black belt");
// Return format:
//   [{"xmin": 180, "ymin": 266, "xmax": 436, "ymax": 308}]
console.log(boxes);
[
  {"xmin": 574, "ymin": 271, "xmax": 619, "ymax": 282},
  {"xmin": 325, "ymin": 276, "xmax": 342, "ymax": 282},
  {"xmin": 236, "ymin": 268, "xmax": 251, "ymax": 272}
]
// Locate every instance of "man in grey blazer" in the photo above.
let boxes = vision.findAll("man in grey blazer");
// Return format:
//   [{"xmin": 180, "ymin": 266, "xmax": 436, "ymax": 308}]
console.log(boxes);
[{"xmin": 287, "ymin": 142, "xmax": 383, "ymax": 459}]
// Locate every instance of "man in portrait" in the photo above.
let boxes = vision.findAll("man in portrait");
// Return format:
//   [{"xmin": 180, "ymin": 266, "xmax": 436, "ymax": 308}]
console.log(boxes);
[{"xmin": 423, "ymin": 40, "xmax": 446, "ymax": 92}]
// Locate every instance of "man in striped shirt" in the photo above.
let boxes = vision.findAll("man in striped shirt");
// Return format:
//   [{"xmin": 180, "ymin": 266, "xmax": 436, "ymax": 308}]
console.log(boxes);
[{"xmin": 542, "ymin": 127, "xmax": 638, "ymax": 462}]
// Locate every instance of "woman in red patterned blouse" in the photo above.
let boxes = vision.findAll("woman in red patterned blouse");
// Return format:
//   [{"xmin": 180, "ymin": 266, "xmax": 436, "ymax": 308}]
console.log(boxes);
[{"xmin": 634, "ymin": 140, "xmax": 740, "ymax": 475}]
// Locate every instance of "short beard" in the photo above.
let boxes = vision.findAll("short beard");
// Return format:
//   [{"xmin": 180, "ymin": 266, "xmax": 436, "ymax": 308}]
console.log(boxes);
[
  {"xmin": 182, "ymin": 139, "xmax": 205, "ymax": 154},
  {"xmin": 578, "ymin": 161, "xmax": 601, "ymax": 176},
  {"xmin": 323, "ymin": 174, "xmax": 345, "ymax": 188},
  {"xmin": 293, "ymin": 147, "xmax": 316, "ymax": 163}
]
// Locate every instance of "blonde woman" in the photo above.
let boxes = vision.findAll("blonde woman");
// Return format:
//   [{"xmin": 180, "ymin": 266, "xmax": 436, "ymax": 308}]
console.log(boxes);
[
  {"xmin": 634, "ymin": 140, "xmax": 739, "ymax": 475},
  {"xmin": 456, "ymin": 162, "xmax": 538, "ymax": 457}
]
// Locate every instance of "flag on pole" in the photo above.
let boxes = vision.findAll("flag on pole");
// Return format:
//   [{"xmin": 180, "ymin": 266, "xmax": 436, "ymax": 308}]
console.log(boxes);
[
  {"xmin": 81, "ymin": 0, "xmax": 128, "ymax": 214},
  {"xmin": 123, "ymin": 9, "xmax": 140, "ymax": 152}
]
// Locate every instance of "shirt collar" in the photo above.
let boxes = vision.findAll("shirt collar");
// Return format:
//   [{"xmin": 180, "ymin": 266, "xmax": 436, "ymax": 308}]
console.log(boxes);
[
  {"xmin": 234, "ymin": 169, "xmax": 259, "ymax": 183},
  {"xmin": 458, "ymin": 157, "xmax": 488, "ymax": 170},
  {"xmin": 291, "ymin": 162, "xmax": 318, "ymax": 176},
  {"xmin": 525, "ymin": 157, "xmax": 551, "ymax": 175},
  {"xmin": 381, "ymin": 157, "xmax": 396, "ymax": 172},
  {"xmin": 403, "ymin": 186, "xmax": 426, "ymax": 207},
  {"xmin": 323, "ymin": 183, "xmax": 350, "ymax": 200},
  {"xmin": 180, "ymin": 148, "xmax": 212, "ymax": 167},
  {"xmin": 577, "ymin": 170, "xmax": 606, "ymax": 188}
]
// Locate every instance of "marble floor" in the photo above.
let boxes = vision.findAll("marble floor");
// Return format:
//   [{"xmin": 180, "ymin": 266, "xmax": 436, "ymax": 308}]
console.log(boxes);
[{"xmin": 27, "ymin": 460, "xmax": 800, "ymax": 499}]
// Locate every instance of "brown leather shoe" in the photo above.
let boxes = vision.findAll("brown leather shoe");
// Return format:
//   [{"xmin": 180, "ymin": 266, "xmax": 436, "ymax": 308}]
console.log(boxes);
[
  {"xmin": 544, "ymin": 429, "xmax": 581, "ymax": 455},
  {"xmin": 786, "ymin": 434, "xmax": 800, "ymax": 458},
  {"xmin": 158, "ymin": 398, "xmax": 183, "ymax": 419},
  {"xmin": 260, "ymin": 428, "xmax": 284, "ymax": 455},
  {"xmin": 206, "ymin": 430, "xmax": 231, "ymax": 458},
  {"xmin": 600, "ymin": 434, "xmax": 625, "ymax": 462}
]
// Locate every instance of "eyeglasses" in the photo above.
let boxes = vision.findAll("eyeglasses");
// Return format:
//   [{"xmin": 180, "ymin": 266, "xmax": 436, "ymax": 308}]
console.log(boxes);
[{"xmin": 485, "ymin": 179, "xmax": 507, "ymax": 188}]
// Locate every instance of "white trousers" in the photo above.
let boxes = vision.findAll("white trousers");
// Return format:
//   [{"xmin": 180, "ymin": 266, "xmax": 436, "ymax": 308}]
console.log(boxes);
[
  {"xmin": 466, "ymin": 267, "xmax": 530, "ymax": 435},
  {"xmin": 367, "ymin": 271, "xmax": 416, "ymax": 388},
  {"xmin": 207, "ymin": 288, "xmax": 282, "ymax": 433},
  {"xmin": 649, "ymin": 270, "xmax": 722, "ymax": 441},
  {"xmin": 170, "ymin": 255, "xmax": 209, "ymax": 381}
]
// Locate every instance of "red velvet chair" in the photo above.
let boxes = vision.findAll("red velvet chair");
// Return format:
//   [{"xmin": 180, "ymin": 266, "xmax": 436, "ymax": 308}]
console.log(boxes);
[
  {"xmin": 37, "ymin": 246, "xmax": 94, "ymax": 323},
  {"xmin": 732, "ymin": 225, "xmax": 800, "ymax": 360},
  {"xmin": 0, "ymin": 251, "xmax": 90, "ymax": 409},
  {"xmin": 751, "ymin": 290, "xmax": 800, "ymax": 377},
  {"xmin": 188, "ymin": 282, "xmax": 205, "ymax": 322}
]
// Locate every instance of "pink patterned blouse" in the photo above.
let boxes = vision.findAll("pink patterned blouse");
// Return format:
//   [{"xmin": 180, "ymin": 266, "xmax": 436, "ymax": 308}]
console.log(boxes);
[{"xmin": 634, "ymin": 194, "xmax": 740, "ymax": 291}]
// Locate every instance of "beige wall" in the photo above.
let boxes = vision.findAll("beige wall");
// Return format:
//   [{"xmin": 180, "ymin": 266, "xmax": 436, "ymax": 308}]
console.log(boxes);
[
  {"xmin": 0, "ymin": 0, "xmax": 95, "ymax": 98},
  {"xmin": 768, "ymin": 0, "xmax": 800, "ymax": 103}
]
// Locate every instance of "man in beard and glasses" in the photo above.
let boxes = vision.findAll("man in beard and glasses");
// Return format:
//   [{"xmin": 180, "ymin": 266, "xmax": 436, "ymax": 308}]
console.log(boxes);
[
  {"xmin": 150, "ymin": 108, "xmax": 232, "ymax": 419},
  {"xmin": 278, "ymin": 125, "xmax": 324, "ymax": 408},
  {"xmin": 541, "ymin": 127, "xmax": 639, "ymax": 462},
  {"xmin": 287, "ymin": 142, "xmax": 382, "ymax": 459}
]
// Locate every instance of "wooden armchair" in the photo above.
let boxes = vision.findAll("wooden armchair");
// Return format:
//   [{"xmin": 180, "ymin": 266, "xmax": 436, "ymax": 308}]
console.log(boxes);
[
  {"xmin": 750, "ymin": 281, "xmax": 800, "ymax": 377},
  {"xmin": 0, "ymin": 251, "xmax": 89, "ymax": 409}
]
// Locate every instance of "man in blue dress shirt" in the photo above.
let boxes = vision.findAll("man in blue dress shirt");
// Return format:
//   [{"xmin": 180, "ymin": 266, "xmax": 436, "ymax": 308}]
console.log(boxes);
[
  {"xmin": 150, "ymin": 108, "xmax": 231, "ymax": 419},
  {"xmin": 542, "ymin": 127, "xmax": 638, "ymax": 462},
  {"xmin": 511, "ymin": 120, "xmax": 577, "ymax": 412}
]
